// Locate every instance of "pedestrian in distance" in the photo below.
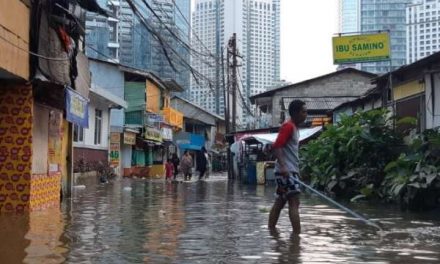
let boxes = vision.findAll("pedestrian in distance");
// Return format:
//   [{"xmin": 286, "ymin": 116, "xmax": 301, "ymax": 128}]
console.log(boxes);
[
  {"xmin": 180, "ymin": 150, "xmax": 193, "ymax": 181},
  {"xmin": 165, "ymin": 159, "xmax": 174, "ymax": 182},
  {"xmin": 196, "ymin": 147, "xmax": 208, "ymax": 181},
  {"xmin": 171, "ymin": 153, "xmax": 180, "ymax": 180},
  {"xmin": 268, "ymin": 100, "xmax": 307, "ymax": 234}
]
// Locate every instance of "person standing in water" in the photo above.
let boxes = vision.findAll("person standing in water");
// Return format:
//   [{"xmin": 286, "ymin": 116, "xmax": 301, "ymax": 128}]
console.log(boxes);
[
  {"xmin": 171, "ymin": 153, "xmax": 180, "ymax": 180},
  {"xmin": 196, "ymin": 147, "xmax": 208, "ymax": 180},
  {"xmin": 268, "ymin": 100, "xmax": 307, "ymax": 234},
  {"xmin": 180, "ymin": 151, "xmax": 193, "ymax": 181}
]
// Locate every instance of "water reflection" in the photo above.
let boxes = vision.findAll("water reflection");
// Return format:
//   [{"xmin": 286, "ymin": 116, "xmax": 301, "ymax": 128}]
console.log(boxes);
[{"xmin": 0, "ymin": 176, "xmax": 439, "ymax": 263}]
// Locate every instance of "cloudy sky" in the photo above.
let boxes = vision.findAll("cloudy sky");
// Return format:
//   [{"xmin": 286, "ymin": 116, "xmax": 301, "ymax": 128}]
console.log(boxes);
[
  {"xmin": 190, "ymin": 0, "xmax": 340, "ymax": 84},
  {"xmin": 280, "ymin": 0, "xmax": 339, "ymax": 83}
]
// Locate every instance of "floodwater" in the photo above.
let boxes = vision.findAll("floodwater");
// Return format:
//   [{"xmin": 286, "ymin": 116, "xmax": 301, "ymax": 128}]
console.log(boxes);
[{"xmin": 1, "ymin": 174, "xmax": 440, "ymax": 264}]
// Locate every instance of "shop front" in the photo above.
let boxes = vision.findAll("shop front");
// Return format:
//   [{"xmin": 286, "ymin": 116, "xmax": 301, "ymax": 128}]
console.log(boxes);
[{"xmin": 145, "ymin": 126, "xmax": 164, "ymax": 178}]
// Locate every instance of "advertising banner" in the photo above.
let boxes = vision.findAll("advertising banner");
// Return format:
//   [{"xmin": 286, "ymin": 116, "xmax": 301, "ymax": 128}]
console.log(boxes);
[
  {"xmin": 65, "ymin": 87, "xmax": 89, "ymax": 128},
  {"xmin": 109, "ymin": 133, "xmax": 120, "ymax": 167},
  {"xmin": 145, "ymin": 127, "xmax": 162, "ymax": 142},
  {"xmin": 123, "ymin": 131, "xmax": 136, "ymax": 145}
]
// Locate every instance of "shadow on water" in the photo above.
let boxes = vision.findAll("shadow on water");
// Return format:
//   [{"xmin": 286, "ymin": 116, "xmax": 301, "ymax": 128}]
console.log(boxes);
[{"xmin": 1, "ymin": 175, "xmax": 440, "ymax": 263}]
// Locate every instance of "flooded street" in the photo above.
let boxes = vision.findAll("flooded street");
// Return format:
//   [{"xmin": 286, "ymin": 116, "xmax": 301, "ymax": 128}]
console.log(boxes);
[{"xmin": 1, "ymin": 175, "xmax": 440, "ymax": 263}]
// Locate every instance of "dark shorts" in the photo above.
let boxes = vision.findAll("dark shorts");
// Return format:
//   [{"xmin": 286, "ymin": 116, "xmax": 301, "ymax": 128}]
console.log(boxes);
[{"xmin": 275, "ymin": 172, "xmax": 301, "ymax": 200}]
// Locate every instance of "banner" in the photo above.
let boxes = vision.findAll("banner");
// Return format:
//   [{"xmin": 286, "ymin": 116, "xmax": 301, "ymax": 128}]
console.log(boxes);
[
  {"xmin": 332, "ymin": 32, "xmax": 390, "ymax": 64},
  {"xmin": 109, "ymin": 133, "xmax": 120, "ymax": 167},
  {"xmin": 161, "ymin": 127, "xmax": 173, "ymax": 141},
  {"xmin": 65, "ymin": 87, "xmax": 89, "ymax": 128},
  {"xmin": 145, "ymin": 127, "xmax": 162, "ymax": 142},
  {"xmin": 48, "ymin": 110, "xmax": 63, "ymax": 176},
  {"xmin": 123, "ymin": 132, "xmax": 136, "ymax": 145}
]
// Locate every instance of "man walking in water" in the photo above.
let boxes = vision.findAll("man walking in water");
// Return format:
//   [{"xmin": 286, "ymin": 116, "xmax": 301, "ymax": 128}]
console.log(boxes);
[{"xmin": 268, "ymin": 100, "xmax": 307, "ymax": 234}]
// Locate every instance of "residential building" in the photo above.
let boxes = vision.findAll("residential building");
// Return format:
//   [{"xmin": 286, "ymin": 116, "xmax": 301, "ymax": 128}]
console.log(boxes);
[
  {"xmin": 250, "ymin": 68, "xmax": 377, "ymax": 128},
  {"xmin": 1, "ymin": 0, "xmax": 104, "ymax": 213},
  {"xmin": 122, "ymin": 66, "xmax": 184, "ymax": 178},
  {"xmin": 191, "ymin": 0, "xmax": 280, "ymax": 124},
  {"xmin": 376, "ymin": 51, "xmax": 440, "ymax": 131},
  {"xmin": 338, "ymin": 0, "xmax": 411, "ymax": 74},
  {"xmin": 407, "ymin": 0, "xmax": 440, "ymax": 64},
  {"xmin": 74, "ymin": 58, "xmax": 127, "ymax": 177},
  {"xmin": 171, "ymin": 96, "xmax": 226, "ymax": 172}
]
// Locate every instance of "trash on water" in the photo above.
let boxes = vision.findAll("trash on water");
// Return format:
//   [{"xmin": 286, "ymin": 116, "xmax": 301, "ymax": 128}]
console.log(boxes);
[
  {"xmin": 159, "ymin": 209, "xmax": 166, "ymax": 217},
  {"xmin": 258, "ymin": 207, "xmax": 270, "ymax": 213},
  {"xmin": 123, "ymin": 187, "xmax": 132, "ymax": 192},
  {"xmin": 73, "ymin": 185, "xmax": 86, "ymax": 189}
]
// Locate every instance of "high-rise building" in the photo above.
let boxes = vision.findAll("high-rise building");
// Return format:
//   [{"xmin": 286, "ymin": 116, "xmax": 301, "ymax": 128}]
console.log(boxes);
[
  {"xmin": 191, "ymin": 0, "xmax": 280, "ymax": 125},
  {"xmin": 407, "ymin": 0, "xmax": 440, "ymax": 64},
  {"xmin": 338, "ymin": 0, "xmax": 411, "ymax": 74},
  {"xmin": 85, "ymin": 0, "xmax": 121, "ymax": 61},
  {"xmin": 85, "ymin": 0, "xmax": 191, "ymax": 92}
]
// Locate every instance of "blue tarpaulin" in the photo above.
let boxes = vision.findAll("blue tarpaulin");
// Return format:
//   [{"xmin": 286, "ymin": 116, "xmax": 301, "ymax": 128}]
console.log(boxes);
[{"xmin": 178, "ymin": 134, "xmax": 205, "ymax": 151}]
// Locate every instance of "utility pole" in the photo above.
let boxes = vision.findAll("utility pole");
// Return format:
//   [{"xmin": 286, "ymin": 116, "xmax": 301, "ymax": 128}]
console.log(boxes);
[
  {"xmin": 222, "ymin": 46, "xmax": 232, "ymax": 180},
  {"xmin": 229, "ymin": 33, "xmax": 238, "ymax": 132},
  {"xmin": 222, "ymin": 47, "xmax": 229, "ymax": 135},
  {"xmin": 215, "ymin": 0, "xmax": 221, "ymax": 115}
]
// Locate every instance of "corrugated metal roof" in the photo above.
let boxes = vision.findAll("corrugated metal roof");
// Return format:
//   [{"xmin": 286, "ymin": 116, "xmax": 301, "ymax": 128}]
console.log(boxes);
[{"xmin": 282, "ymin": 97, "xmax": 358, "ymax": 111}]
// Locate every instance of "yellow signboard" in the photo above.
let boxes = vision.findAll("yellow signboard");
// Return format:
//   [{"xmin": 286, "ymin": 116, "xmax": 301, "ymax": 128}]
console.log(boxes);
[{"xmin": 332, "ymin": 32, "xmax": 390, "ymax": 64}]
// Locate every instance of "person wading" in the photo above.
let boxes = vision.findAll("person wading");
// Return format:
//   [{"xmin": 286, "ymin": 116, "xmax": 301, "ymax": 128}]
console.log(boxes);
[
  {"xmin": 180, "ymin": 150, "xmax": 193, "ymax": 181},
  {"xmin": 171, "ymin": 153, "xmax": 180, "ymax": 180},
  {"xmin": 268, "ymin": 100, "xmax": 307, "ymax": 234},
  {"xmin": 196, "ymin": 147, "xmax": 208, "ymax": 180}
]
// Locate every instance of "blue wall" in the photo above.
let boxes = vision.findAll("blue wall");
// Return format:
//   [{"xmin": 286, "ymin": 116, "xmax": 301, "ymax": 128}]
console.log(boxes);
[{"xmin": 89, "ymin": 60, "xmax": 125, "ymax": 129}]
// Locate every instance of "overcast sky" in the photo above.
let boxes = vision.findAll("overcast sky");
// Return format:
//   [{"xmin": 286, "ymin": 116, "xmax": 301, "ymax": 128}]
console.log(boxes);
[
  {"xmin": 280, "ymin": 0, "xmax": 339, "ymax": 83},
  {"xmin": 190, "ymin": 0, "xmax": 339, "ymax": 84}
]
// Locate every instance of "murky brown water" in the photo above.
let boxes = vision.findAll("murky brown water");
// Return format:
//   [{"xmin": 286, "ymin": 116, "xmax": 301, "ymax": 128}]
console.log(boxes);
[{"xmin": 1, "ymin": 175, "xmax": 440, "ymax": 263}]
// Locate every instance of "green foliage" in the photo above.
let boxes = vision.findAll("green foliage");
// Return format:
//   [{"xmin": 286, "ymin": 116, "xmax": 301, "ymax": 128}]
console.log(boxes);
[
  {"xmin": 381, "ymin": 128, "xmax": 440, "ymax": 210},
  {"xmin": 301, "ymin": 109, "xmax": 402, "ymax": 199},
  {"xmin": 300, "ymin": 108, "xmax": 440, "ymax": 211}
]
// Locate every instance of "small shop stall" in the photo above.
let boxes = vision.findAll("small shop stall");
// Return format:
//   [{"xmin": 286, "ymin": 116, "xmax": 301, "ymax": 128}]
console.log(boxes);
[{"xmin": 231, "ymin": 126, "xmax": 323, "ymax": 185}]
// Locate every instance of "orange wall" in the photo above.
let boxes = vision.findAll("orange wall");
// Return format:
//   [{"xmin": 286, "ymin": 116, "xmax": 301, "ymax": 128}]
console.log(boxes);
[
  {"xmin": 0, "ymin": 83, "xmax": 33, "ymax": 213},
  {"xmin": 146, "ymin": 80, "xmax": 161, "ymax": 113},
  {"xmin": 0, "ymin": 0, "xmax": 30, "ymax": 79}
]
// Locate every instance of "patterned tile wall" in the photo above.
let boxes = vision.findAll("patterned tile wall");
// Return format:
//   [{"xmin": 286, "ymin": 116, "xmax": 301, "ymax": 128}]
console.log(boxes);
[{"xmin": 0, "ymin": 83, "xmax": 33, "ymax": 213}]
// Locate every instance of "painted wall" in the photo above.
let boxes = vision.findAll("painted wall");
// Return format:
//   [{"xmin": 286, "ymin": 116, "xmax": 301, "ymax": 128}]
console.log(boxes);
[
  {"xmin": 0, "ymin": 84, "xmax": 33, "ymax": 213},
  {"xmin": 30, "ymin": 104, "xmax": 63, "ymax": 211},
  {"xmin": 74, "ymin": 103, "xmax": 110, "ymax": 150},
  {"xmin": 73, "ymin": 99, "xmax": 110, "ymax": 168},
  {"xmin": 0, "ymin": 0, "xmax": 29, "ymax": 79},
  {"xmin": 146, "ymin": 79, "xmax": 161, "ymax": 114},
  {"xmin": 89, "ymin": 61, "xmax": 124, "ymax": 98},
  {"xmin": 393, "ymin": 80, "xmax": 425, "ymax": 101},
  {"xmin": 89, "ymin": 60, "xmax": 125, "ymax": 130}
]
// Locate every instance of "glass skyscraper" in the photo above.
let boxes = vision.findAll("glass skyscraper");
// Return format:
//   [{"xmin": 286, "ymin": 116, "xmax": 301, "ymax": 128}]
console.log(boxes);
[
  {"xmin": 85, "ymin": 0, "xmax": 191, "ymax": 92},
  {"xmin": 407, "ymin": 0, "xmax": 440, "ymax": 64},
  {"xmin": 191, "ymin": 0, "xmax": 281, "ymax": 124},
  {"xmin": 339, "ymin": 0, "xmax": 412, "ymax": 74}
]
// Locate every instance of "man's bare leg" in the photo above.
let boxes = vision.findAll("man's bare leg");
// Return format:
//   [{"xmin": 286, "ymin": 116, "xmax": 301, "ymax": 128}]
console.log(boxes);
[
  {"xmin": 268, "ymin": 197, "xmax": 287, "ymax": 229},
  {"xmin": 288, "ymin": 195, "xmax": 301, "ymax": 234}
]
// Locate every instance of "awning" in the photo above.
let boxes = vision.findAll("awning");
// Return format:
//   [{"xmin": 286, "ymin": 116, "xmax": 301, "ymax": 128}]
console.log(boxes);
[
  {"xmin": 241, "ymin": 126, "xmax": 323, "ymax": 145},
  {"xmin": 179, "ymin": 144, "xmax": 202, "ymax": 151},
  {"xmin": 90, "ymin": 85, "xmax": 128, "ymax": 109}
]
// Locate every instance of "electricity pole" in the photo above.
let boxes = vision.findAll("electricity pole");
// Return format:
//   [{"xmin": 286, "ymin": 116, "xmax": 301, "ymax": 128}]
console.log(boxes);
[{"xmin": 229, "ymin": 33, "xmax": 238, "ymax": 132}]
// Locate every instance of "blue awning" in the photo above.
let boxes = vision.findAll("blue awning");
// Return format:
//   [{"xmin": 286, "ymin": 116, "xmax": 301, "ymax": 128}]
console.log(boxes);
[{"xmin": 179, "ymin": 144, "xmax": 202, "ymax": 151}]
